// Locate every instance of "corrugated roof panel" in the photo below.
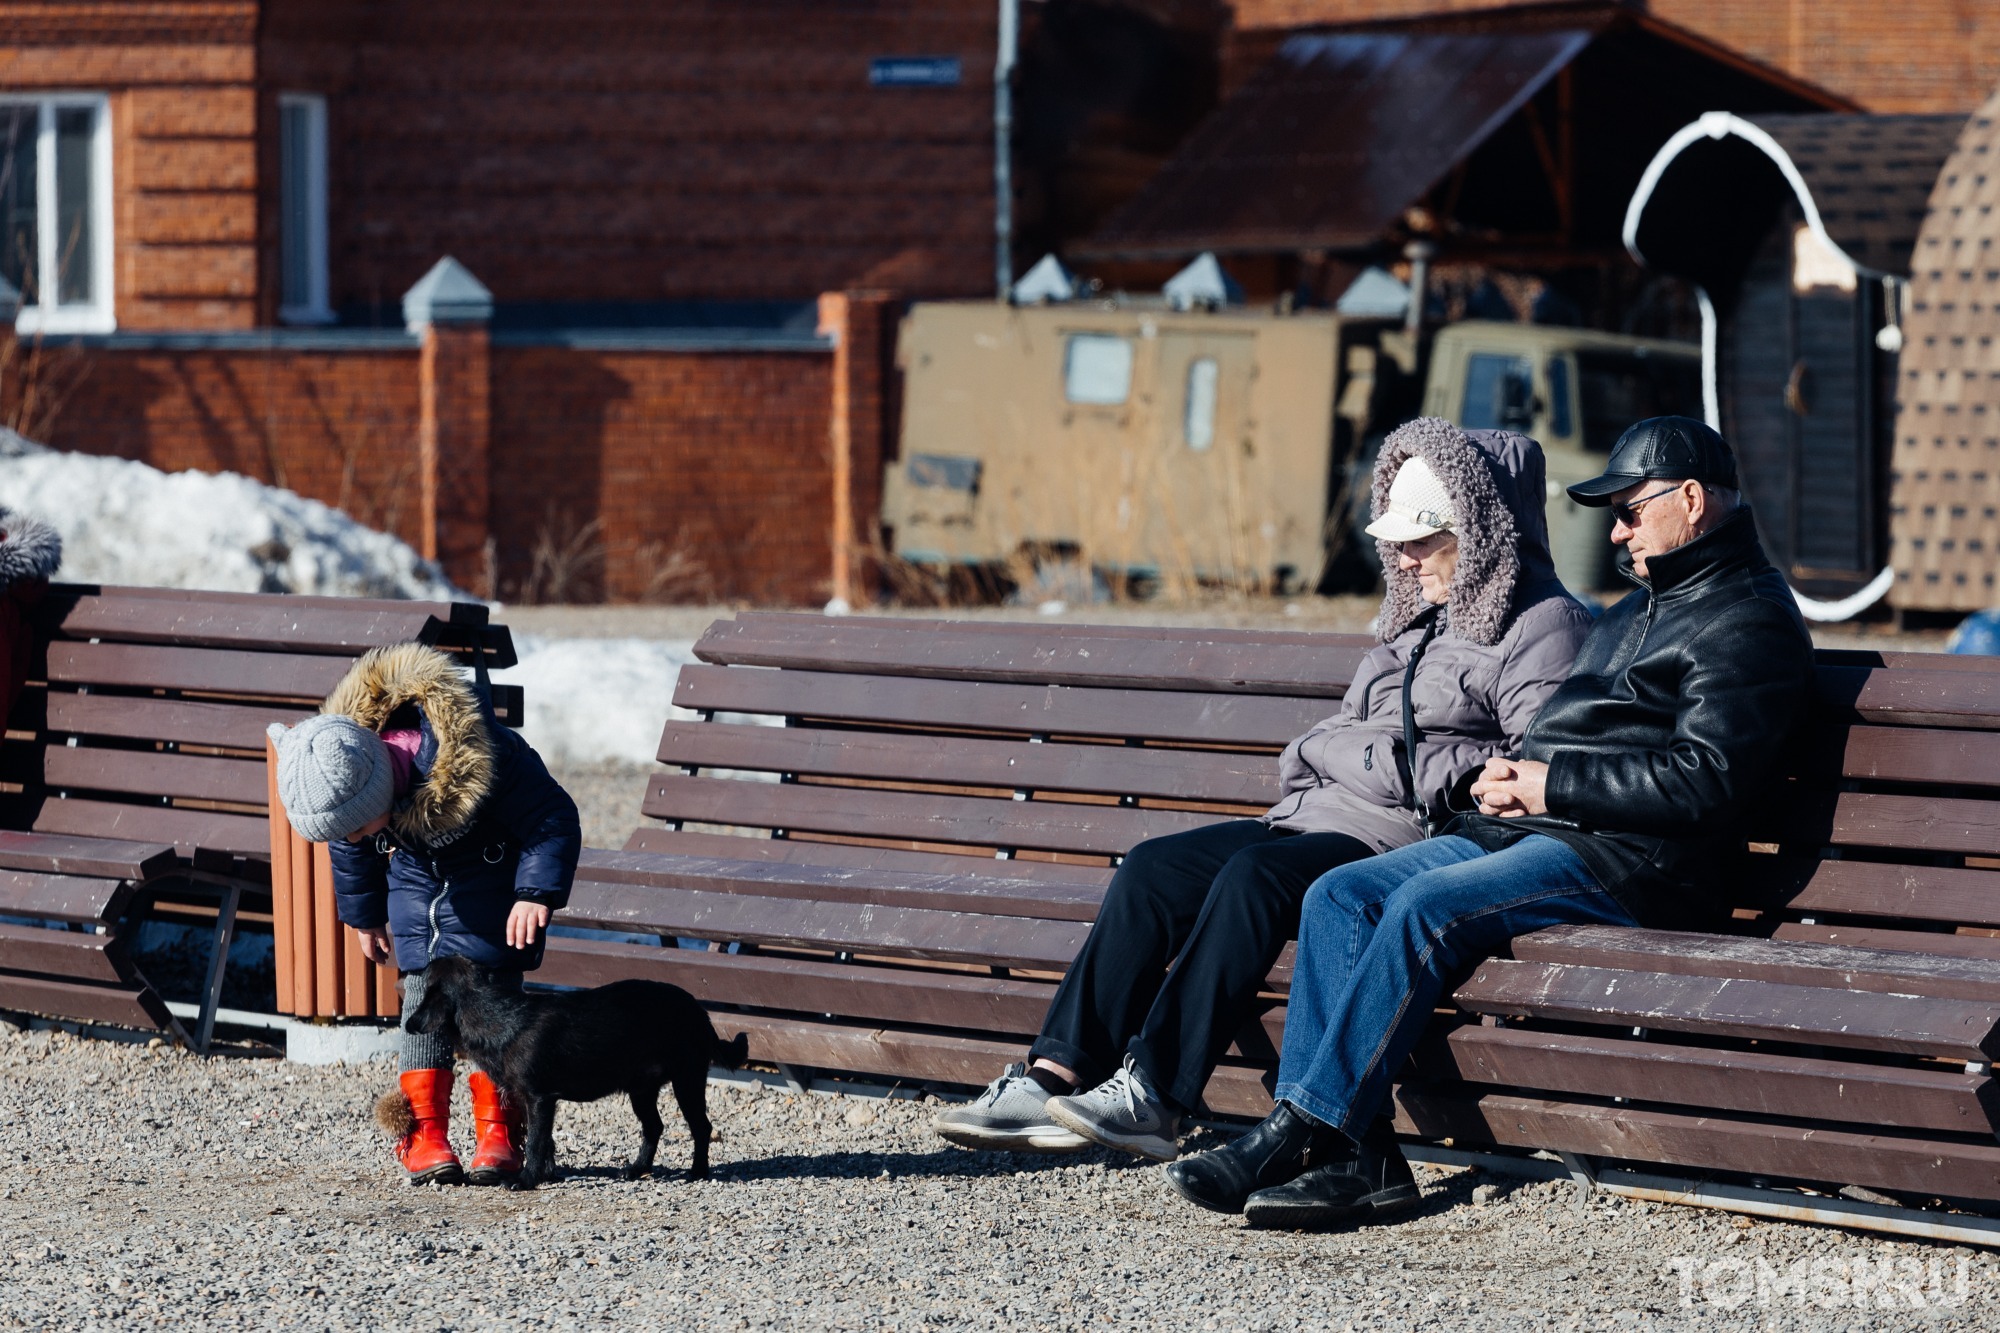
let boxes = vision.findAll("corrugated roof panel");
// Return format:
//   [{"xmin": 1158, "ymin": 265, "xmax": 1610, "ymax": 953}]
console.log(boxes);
[{"xmin": 1082, "ymin": 29, "xmax": 1594, "ymax": 257}]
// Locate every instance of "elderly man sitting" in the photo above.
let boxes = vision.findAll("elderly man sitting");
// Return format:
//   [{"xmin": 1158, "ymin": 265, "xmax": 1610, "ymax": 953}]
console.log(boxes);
[{"xmin": 1165, "ymin": 416, "xmax": 1816, "ymax": 1230}]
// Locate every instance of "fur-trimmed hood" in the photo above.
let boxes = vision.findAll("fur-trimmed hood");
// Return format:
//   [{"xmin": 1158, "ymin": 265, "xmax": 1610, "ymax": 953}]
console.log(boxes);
[
  {"xmin": 0, "ymin": 507, "xmax": 61, "ymax": 587},
  {"xmin": 1370, "ymin": 420, "xmax": 1556, "ymax": 647},
  {"xmin": 322, "ymin": 642, "xmax": 495, "ymax": 845}
]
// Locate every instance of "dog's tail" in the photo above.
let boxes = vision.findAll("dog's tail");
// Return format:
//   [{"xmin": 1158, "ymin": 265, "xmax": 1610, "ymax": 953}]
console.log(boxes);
[
  {"xmin": 713, "ymin": 1030, "xmax": 750, "ymax": 1071},
  {"xmin": 374, "ymin": 1088, "xmax": 415, "ymax": 1139}
]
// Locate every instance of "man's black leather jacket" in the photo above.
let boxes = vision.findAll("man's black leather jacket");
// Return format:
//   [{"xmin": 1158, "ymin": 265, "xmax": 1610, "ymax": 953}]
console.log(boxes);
[{"xmin": 1457, "ymin": 508, "xmax": 1814, "ymax": 926}]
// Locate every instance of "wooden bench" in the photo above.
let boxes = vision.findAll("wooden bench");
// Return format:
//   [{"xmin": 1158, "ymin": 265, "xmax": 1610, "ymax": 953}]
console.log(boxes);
[
  {"xmin": 538, "ymin": 613, "xmax": 2000, "ymax": 1231},
  {"xmin": 0, "ymin": 584, "xmax": 516, "ymax": 1048}
]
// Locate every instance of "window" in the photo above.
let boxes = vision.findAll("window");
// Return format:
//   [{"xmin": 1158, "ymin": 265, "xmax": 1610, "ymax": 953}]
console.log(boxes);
[
  {"xmin": 1460, "ymin": 353, "xmax": 1535, "ymax": 432},
  {"xmin": 1545, "ymin": 355, "xmax": 1573, "ymax": 439},
  {"xmin": 1063, "ymin": 334, "xmax": 1132, "ymax": 405},
  {"xmin": 278, "ymin": 94, "xmax": 331, "ymax": 324},
  {"xmin": 1576, "ymin": 350, "xmax": 1702, "ymax": 454},
  {"xmin": 0, "ymin": 95, "xmax": 112, "ymax": 333},
  {"xmin": 1183, "ymin": 357, "xmax": 1218, "ymax": 450}
]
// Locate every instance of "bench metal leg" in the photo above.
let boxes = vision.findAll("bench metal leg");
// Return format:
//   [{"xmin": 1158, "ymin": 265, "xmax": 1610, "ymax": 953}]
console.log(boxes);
[
  {"xmin": 1558, "ymin": 1151, "xmax": 1598, "ymax": 1209},
  {"xmin": 194, "ymin": 882, "xmax": 242, "ymax": 1056},
  {"xmin": 777, "ymin": 1063, "xmax": 814, "ymax": 1095}
]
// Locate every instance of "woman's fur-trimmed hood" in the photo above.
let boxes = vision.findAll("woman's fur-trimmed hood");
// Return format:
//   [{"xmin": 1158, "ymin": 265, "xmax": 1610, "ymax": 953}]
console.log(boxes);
[
  {"xmin": 322, "ymin": 642, "xmax": 494, "ymax": 845},
  {"xmin": 0, "ymin": 507, "xmax": 62, "ymax": 587},
  {"xmin": 1370, "ymin": 419, "xmax": 1555, "ymax": 647}
]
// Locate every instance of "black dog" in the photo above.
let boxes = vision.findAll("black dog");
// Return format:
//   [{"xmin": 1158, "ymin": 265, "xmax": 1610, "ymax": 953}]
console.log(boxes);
[{"xmin": 405, "ymin": 955, "xmax": 749, "ymax": 1187}]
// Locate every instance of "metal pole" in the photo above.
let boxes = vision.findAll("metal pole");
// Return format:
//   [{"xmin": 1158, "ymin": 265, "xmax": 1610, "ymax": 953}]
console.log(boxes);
[{"xmin": 995, "ymin": 0, "xmax": 1018, "ymax": 299}]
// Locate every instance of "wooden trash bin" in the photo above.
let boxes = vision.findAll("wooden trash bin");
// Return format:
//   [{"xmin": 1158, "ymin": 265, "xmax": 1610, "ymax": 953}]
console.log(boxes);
[{"xmin": 266, "ymin": 737, "xmax": 399, "ymax": 1018}]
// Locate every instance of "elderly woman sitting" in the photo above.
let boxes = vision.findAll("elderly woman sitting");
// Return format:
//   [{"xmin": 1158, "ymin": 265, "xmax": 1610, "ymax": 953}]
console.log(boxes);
[{"xmin": 934, "ymin": 418, "xmax": 1595, "ymax": 1161}]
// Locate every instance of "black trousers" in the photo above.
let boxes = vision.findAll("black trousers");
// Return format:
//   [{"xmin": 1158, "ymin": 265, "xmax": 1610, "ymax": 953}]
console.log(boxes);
[{"xmin": 1028, "ymin": 819, "xmax": 1374, "ymax": 1112}]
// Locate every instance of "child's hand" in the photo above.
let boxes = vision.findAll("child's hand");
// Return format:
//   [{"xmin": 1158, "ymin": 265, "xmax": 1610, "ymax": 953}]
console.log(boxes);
[
  {"xmin": 507, "ymin": 901, "xmax": 551, "ymax": 950},
  {"xmin": 355, "ymin": 927, "xmax": 393, "ymax": 964}
]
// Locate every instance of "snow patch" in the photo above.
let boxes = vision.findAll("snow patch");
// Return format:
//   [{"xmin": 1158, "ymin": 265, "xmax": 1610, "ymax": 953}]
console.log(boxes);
[{"xmin": 0, "ymin": 430, "xmax": 460, "ymax": 599}]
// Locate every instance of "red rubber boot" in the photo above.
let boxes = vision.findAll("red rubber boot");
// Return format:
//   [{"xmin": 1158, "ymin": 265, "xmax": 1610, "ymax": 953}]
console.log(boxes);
[
  {"xmin": 386, "ymin": 1069, "xmax": 463, "ymax": 1185},
  {"xmin": 466, "ymin": 1070, "xmax": 525, "ymax": 1185}
]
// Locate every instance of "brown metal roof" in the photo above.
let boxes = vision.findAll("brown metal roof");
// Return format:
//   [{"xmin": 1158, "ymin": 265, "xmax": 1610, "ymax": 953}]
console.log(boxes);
[
  {"xmin": 1081, "ymin": 27, "xmax": 1595, "ymax": 258},
  {"xmin": 1889, "ymin": 91, "xmax": 2000, "ymax": 612}
]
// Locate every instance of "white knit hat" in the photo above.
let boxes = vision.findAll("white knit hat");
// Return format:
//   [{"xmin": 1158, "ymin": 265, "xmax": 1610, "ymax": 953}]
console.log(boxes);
[
  {"xmin": 266, "ymin": 715, "xmax": 394, "ymax": 844},
  {"xmin": 1364, "ymin": 455, "xmax": 1457, "ymax": 543}
]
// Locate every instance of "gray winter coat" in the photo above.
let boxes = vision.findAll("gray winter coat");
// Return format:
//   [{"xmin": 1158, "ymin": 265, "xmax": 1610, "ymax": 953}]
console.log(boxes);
[{"xmin": 1263, "ymin": 424, "xmax": 1594, "ymax": 851}]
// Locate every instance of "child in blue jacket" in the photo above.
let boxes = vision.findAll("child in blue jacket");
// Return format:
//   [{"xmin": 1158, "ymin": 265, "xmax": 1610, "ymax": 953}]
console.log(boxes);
[{"xmin": 269, "ymin": 642, "xmax": 581, "ymax": 1185}]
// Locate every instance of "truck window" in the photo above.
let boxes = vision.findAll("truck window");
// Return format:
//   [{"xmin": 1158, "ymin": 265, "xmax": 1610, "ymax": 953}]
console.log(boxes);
[
  {"xmin": 1576, "ymin": 349, "xmax": 1703, "ymax": 453},
  {"xmin": 1184, "ymin": 357, "xmax": 1218, "ymax": 450},
  {"xmin": 1064, "ymin": 334, "xmax": 1133, "ymax": 405},
  {"xmin": 1545, "ymin": 356, "xmax": 1573, "ymax": 439},
  {"xmin": 1461, "ymin": 353, "xmax": 1536, "ymax": 432}
]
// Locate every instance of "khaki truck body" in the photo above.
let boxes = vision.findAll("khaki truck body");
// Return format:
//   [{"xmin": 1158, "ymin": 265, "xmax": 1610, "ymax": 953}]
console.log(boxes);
[{"xmin": 886, "ymin": 303, "xmax": 1701, "ymax": 594}]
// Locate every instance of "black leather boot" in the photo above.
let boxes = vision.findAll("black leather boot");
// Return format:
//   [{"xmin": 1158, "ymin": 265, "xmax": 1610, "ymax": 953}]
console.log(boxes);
[
  {"xmin": 1162, "ymin": 1102, "xmax": 1341, "ymax": 1215},
  {"xmin": 1241, "ymin": 1117, "xmax": 1419, "ymax": 1230}
]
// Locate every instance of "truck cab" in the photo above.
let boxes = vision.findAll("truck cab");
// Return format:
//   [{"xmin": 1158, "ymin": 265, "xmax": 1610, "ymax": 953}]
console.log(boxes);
[{"xmin": 1422, "ymin": 322, "xmax": 1703, "ymax": 593}]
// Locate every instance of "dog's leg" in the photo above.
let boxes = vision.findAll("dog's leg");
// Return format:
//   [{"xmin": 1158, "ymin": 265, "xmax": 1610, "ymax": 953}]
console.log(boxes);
[
  {"xmin": 623, "ymin": 1086, "xmax": 664, "ymax": 1181},
  {"xmin": 512, "ymin": 1096, "xmax": 559, "ymax": 1190},
  {"xmin": 669, "ymin": 1069, "xmax": 714, "ymax": 1180}
]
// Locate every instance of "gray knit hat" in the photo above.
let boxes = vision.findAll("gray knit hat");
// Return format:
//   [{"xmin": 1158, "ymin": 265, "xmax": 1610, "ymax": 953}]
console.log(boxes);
[{"xmin": 266, "ymin": 714, "xmax": 395, "ymax": 843}]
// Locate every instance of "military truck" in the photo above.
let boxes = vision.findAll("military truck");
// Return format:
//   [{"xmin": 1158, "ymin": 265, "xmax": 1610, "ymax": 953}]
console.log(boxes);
[{"xmin": 883, "ymin": 301, "xmax": 1701, "ymax": 596}]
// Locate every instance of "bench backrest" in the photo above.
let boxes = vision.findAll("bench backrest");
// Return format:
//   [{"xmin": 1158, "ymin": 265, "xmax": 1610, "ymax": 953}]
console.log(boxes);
[
  {"xmin": 639, "ymin": 612, "xmax": 1371, "ymax": 874},
  {"xmin": 3, "ymin": 584, "xmax": 516, "ymax": 867},
  {"xmin": 644, "ymin": 615, "xmax": 2000, "ymax": 958}
]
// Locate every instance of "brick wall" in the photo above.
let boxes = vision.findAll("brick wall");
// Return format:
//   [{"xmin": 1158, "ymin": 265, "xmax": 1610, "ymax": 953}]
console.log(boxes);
[
  {"xmin": 21, "ymin": 333, "xmax": 847, "ymax": 606},
  {"xmin": 1225, "ymin": 1, "xmax": 2000, "ymax": 114},
  {"xmin": 488, "ymin": 346, "xmax": 837, "ymax": 605}
]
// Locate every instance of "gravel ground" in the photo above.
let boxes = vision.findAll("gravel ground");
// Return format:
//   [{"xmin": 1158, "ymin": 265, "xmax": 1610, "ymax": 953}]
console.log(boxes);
[{"xmin": 2, "ymin": 1018, "xmax": 1993, "ymax": 1331}]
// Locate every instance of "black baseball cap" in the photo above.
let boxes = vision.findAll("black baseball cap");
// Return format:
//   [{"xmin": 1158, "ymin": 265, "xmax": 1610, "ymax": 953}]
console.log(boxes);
[{"xmin": 1567, "ymin": 416, "xmax": 1740, "ymax": 506}]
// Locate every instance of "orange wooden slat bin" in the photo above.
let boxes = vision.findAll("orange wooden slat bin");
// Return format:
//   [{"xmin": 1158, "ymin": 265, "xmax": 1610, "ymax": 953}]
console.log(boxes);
[{"xmin": 265, "ymin": 737, "xmax": 399, "ymax": 1018}]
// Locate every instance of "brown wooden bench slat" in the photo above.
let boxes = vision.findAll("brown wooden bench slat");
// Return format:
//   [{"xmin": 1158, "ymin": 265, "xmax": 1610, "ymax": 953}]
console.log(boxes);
[
  {"xmin": 642, "ymin": 774, "xmax": 1227, "ymax": 857},
  {"xmin": 1395, "ymin": 1089, "xmax": 2000, "ymax": 1202},
  {"xmin": 1771, "ymin": 922, "xmax": 2000, "ymax": 960},
  {"xmin": 621, "ymin": 828, "xmax": 1118, "ymax": 885},
  {"xmin": 1814, "ymin": 666, "xmax": 2000, "ymax": 730},
  {"xmin": 51, "ymin": 583, "xmax": 481, "ymax": 618},
  {"xmin": 1432, "ymin": 1025, "xmax": 1997, "ymax": 1136},
  {"xmin": 44, "ymin": 748, "xmax": 269, "ymax": 807},
  {"xmin": 1510, "ymin": 925, "xmax": 2000, "ymax": 1002},
  {"xmin": 0, "ymin": 870, "xmax": 134, "ymax": 923},
  {"xmin": 49, "ymin": 594, "xmax": 454, "ymax": 654},
  {"xmin": 0, "ymin": 923, "xmax": 128, "ymax": 985},
  {"xmin": 30, "ymin": 799, "xmax": 270, "ymax": 859},
  {"xmin": 1455, "ymin": 958, "xmax": 2000, "ymax": 1060},
  {"xmin": 0, "ymin": 831, "xmax": 179, "ymax": 882},
  {"xmin": 657, "ymin": 722, "xmax": 1284, "ymax": 806},
  {"xmin": 1747, "ymin": 858, "xmax": 2000, "ymax": 928},
  {"xmin": 577, "ymin": 851, "xmax": 1107, "ymax": 922},
  {"xmin": 729, "ymin": 611, "xmax": 1367, "ymax": 648},
  {"xmin": 541, "ymin": 937, "xmax": 1059, "ymax": 1034},
  {"xmin": 1807, "ymin": 724, "xmax": 2000, "ymax": 787},
  {"xmin": 0, "ymin": 972, "xmax": 172, "ymax": 1031},
  {"xmin": 45, "ymin": 642, "xmax": 355, "ymax": 700},
  {"xmin": 673, "ymin": 664, "xmax": 1329, "ymax": 747},
  {"xmin": 724, "ymin": 1011, "xmax": 1026, "ymax": 1089},
  {"xmin": 694, "ymin": 616, "xmax": 1369, "ymax": 697},
  {"xmin": 1763, "ymin": 790, "xmax": 2000, "ymax": 859},
  {"xmin": 45, "ymin": 693, "xmax": 315, "ymax": 751},
  {"xmin": 560, "ymin": 880, "xmax": 1090, "ymax": 970}
]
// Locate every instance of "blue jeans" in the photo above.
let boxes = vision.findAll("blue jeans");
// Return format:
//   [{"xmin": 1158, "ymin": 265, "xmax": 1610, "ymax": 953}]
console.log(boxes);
[{"xmin": 1275, "ymin": 833, "xmax": 1637, "ymax": 1137}]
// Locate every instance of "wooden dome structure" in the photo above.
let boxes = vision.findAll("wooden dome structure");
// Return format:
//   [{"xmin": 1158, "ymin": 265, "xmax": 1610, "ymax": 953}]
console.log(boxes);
[{"xmin": 1892, "ymin": 88, "xmax": 2000, "ymax": 613}]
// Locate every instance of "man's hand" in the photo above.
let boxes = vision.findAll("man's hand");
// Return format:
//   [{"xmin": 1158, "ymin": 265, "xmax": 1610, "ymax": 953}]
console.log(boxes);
[
  {"xmin": 355, "ymin": 926, "xmax": 393, "ymax": 964},
  {"xmin": 507, "ymin": 901, "xmax": 552, "ymax": 950},
  {"xmin": 1470, "ymin": 757, "xmax": 1551, "ymax": 818}
]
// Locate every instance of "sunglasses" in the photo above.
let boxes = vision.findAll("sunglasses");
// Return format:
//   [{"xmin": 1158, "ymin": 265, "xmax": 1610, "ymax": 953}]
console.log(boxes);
[{"xmin": 1609, "ymin": 485, "xmax": 1684, "ymax": 527}]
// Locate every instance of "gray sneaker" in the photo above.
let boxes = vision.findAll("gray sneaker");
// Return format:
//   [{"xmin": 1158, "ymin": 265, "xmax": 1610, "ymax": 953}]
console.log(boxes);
[
  {"xmin": 1044, "ymin": 1056, "xmax": 1181, "ymax": 1161},
  {"xmin": 934, "ymin": 1064, "xmax": 1089, "ymax": 1153}
]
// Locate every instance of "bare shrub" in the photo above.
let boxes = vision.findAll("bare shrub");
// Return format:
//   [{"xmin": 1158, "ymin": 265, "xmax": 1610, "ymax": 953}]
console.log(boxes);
[
  {"xmin": 0, "ymin": 331, "xmax": 91, "ymax": 444},
  {"xmin": 516, "ymin": 508, "xmax": 607, "ymax": 605}
]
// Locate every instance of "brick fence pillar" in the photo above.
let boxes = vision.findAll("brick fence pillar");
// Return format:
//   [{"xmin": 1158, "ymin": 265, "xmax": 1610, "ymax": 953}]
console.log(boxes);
[
  {"xmin": 404, "ymin": 258, "xmax": 494, "ymax": 596},
  {"xmin": 819, "ymin": 288, "xmax": 898, "ymax": 608}
]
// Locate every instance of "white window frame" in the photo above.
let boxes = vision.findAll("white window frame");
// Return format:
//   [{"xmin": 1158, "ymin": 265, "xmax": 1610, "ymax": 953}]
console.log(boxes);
[
  {"xmin": 277, "ymin": 93, "xmax": 331, "ymax": 325},
  {"xmin": 4, "ymin": 93, "xmax": 115, "ymax": 335}
]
